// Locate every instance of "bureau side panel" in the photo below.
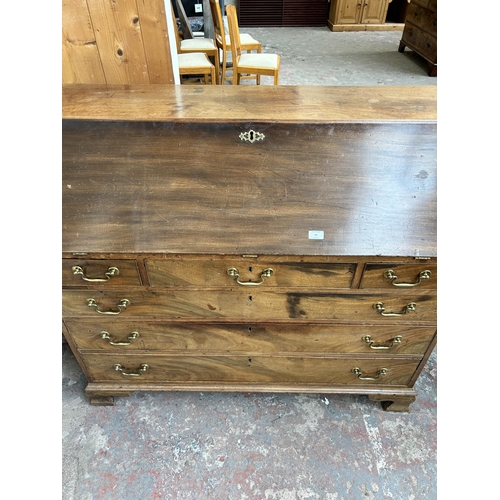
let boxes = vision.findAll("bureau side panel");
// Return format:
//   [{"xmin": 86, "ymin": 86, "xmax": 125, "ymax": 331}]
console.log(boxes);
[{"xmin": 62, "ymin": 121, "xmax": 436, "ymax": 256}]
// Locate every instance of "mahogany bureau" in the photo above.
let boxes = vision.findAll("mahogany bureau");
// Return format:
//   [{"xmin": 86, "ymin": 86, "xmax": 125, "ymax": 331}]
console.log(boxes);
[{"xmin": 62, "ymin": 85, "xmax": 437, "ymax": 411}]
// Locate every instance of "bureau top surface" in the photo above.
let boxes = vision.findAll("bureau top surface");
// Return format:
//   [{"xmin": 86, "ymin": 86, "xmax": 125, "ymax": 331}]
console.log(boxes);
[
  {"xmin": 62, "ymin": 85, "xmax": 436, "ymax": 123},
  {"xmin": 62, "ymin": 85, "xmax": 437, "ymax": 257}
]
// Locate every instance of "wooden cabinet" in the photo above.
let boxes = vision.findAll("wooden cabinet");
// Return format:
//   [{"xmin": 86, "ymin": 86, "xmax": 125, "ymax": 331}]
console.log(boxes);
[
  {"xmin": 62, "ymin": 84, "xmax": 437, "ymax": 411},
  {"xmin": 328, "ymin": 0, "xmax": 396, "ymax": 31},
  {"xmin": 399, "ymin": 0, "xmax": 437, "ymax": 76}
]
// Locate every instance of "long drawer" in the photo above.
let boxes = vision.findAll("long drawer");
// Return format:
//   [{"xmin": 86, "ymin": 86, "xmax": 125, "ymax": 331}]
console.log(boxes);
[
  {"xmin": 64, "ymin": 319, "xmax": 436, "ymax": 355},
  {"xmin": 146, "ymin": 258, "xmax": 356, "ymax": 288},
  {"xmin": 62, "ymin": 290, "xmax": 437, "ymax": 321},
  {"xmin": 81, "ymin": 353, "xmax": 421, "ymax": 386}
]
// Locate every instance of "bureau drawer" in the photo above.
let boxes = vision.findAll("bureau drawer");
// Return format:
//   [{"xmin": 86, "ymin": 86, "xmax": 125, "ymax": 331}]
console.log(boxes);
[
  {"xmin": 63, "ymin": 259, "xmax": 141, "ymax": 286},
  {"xmin": 62, "ymin": 290, "xmax": 437, "ymax": 321},
  {"xmin": 146, "ymin": 258, "xmax": 355, "ymax": 288},
  {"xmin": 82, "ymin": 353, "xmax": 420, "ymax": 386},
  {"xmin": 64, "ymin": 319, "xmax": 436, "ymax": 355},
  {"xmin": 410, "ymin": 0, "xmax": 437, "ymax": 14},
  {"xmin": 402, "ymin": 24, "xmax": 437, "ymax": 63},
  {"xmin": 406, "ymin": 3, "xmax": 437, "ymax": 37},
  {"xmin": 360, "ymin": 263, "xmax": 437, "ymax": 289}
]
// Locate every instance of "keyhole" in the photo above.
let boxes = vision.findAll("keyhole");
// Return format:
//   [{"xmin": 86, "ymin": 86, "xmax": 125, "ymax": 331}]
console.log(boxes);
[
  {"xmin": 248, "ymin": 296, "xmax": 252, "ymax": 301},
  {"xmin": 248, "ymin": 267, "xmax": 252, "ymax": 273},
  {"xmin": 248, "ymin": 327, "xmax": 252, "ymax": 332}
]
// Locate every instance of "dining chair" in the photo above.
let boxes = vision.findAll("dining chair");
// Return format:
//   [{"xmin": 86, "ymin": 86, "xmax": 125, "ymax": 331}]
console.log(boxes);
[
  {"xmin": 171, "ymin": 3, "xmax": 216, "ymax": 84},
  {"xmin": 173, "ymin": 0, "xmax": 220, "ymax": 83},
  {"xmin": 225, "ymin": 4, "xmax": 280, "ymax": 85},
  {"xmin": 208, "ymin": 0, "xmax": 262, "ymax": 84}
]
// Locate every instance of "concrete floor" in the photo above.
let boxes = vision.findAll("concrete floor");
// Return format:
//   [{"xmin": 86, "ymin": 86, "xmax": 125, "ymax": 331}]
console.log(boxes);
[
  {"xmin": 63, "ymin": 27, "xmax": 437, "ymax": 500},
  {"xmin": 225, "ymin": 27, "xmax": 437, "ymax": 85}
]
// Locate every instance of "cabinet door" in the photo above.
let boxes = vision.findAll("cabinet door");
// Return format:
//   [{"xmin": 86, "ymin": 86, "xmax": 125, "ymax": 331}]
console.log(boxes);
[
  {"xmin": 360, "ymin": 0, "xmax": 389, "ymax": 24},
  {"xmin": 332, "ymin": 0, "xmax": 363, "ymax": 24}
]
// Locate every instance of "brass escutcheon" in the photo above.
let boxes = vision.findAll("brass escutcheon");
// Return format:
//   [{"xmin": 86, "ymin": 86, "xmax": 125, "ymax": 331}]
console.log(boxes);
[{"xmin": 239, "ymin": 130, "xmax": 265, "ymax": 143}]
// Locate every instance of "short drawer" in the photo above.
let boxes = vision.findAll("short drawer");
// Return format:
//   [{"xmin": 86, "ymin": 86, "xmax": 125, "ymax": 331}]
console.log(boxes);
[
  {"xmin": 360, "ymin": 263, "xmax": 437, "ymax": 289},
  {"xmin": 63, "ymin": 259, "xmax": 141, "ymax": 286},
  {"xmin": 406, "ymin": 3, "xmax": 437, "ymax": 37},
  {"xmin": 64, "ymin": 319, "xmax": 436, "ymax": 355},
  {"xmin": 145, "ymin": 257, "xmax": 356, "ymax": 288},
  {"xmin": 81, "ymin": 353, "xmax": 421, "ymax": 386},
  {"xmin": 62, "ymin": 290, "xmax": 437, "ymax": 322}
]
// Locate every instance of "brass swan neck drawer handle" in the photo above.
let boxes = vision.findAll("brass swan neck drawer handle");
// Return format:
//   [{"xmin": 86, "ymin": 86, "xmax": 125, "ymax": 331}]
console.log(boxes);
[
  {"xmin": 114, "ymin": 363, "xmax": 148, "ymax": 377},
  {"xmin": 352, "ymin": 367, "xmax": 387, "ymax": 381},
  {"xmin": 87, "ymin": 298, "xmax": 130, "ymax": 315},
  {"xmin": 373, "ymin": 302, "xmax": 416, "ymax": 317},
  {"xmin": 362, "ymin": 335, "xmax": 402, "ymax": 350},
  {"xmin": 383, "ymin": 269, "xmax": 431, "ymax": 287},
  {"xmin": 227, "ymin": 267, "xmax": 274, "ymax": 286},
  {"xmin": 72, "ymin": 265, "xmax": 120, "ymax": 282},
  {"xmin": 101, "ymin": 331, "xmax": 139, "ymax": 346}
]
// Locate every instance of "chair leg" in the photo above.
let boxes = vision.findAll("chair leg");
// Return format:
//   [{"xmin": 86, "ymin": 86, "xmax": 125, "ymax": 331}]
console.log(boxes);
[
  {"xmin": 213, "ymin": 56, "xmax": 220, "ymax": 84},
  {"xmin": 221, "ymin": 59, "xmax": 227, "ymax": 84}
]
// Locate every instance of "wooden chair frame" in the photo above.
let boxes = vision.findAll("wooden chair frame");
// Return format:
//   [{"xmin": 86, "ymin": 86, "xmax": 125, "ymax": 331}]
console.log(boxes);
[
  {"xmin": 226, "ymin": 5, "xmax": 280, "ymax": 85},
  {"xmin": 208, "ymin": 0, "xmax": 262, "ymax": 84}
]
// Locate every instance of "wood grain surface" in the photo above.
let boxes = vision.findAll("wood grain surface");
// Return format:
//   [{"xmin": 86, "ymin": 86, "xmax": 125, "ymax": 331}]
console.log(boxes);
[
  {"xmin": 62, "ymin": 289, "xmax": 437, "ymax": 321},
  {"xmin": 64, "ymin": 318, "xmax": 436, "ymax": 355},
  {"xmin": 63, "ymin": 119, "xmax": 436, "ymax": 256},
  {"xmin": 83, "ymin": 352, "xmax": 420, "ymax": 385},
  {"xmin": 62, "ymin": 85, "xmax": 437, "ymax": 122}
]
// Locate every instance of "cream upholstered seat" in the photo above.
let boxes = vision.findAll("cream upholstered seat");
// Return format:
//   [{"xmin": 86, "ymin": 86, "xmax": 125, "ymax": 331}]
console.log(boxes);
[
  {"xmin": 177, "ymin": 52, "xmax": 216, "ymax": 85},
  {"xmin": 208, "ymin": 0, "xmax": 262, "ymax": 84},
  {"xmin": 173, "ymin": 0, "xmax": 220, "ymax": 83},
  {"xmin": 226, "ymin": 4, "xmax": 280, "ymax": 85}
]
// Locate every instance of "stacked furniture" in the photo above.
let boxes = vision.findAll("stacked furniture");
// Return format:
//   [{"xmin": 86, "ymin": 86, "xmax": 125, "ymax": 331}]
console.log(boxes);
[
  {"xmin": 398, "ymin": 0, "xmax": 437, "ymax": 76},
  {"xmin": 173, "ymin": 0, "xmax": 219, "ymax": 84},
  {"xmin": 62, "ymin": 84, "xmax": 437, "ymax": 411}
]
